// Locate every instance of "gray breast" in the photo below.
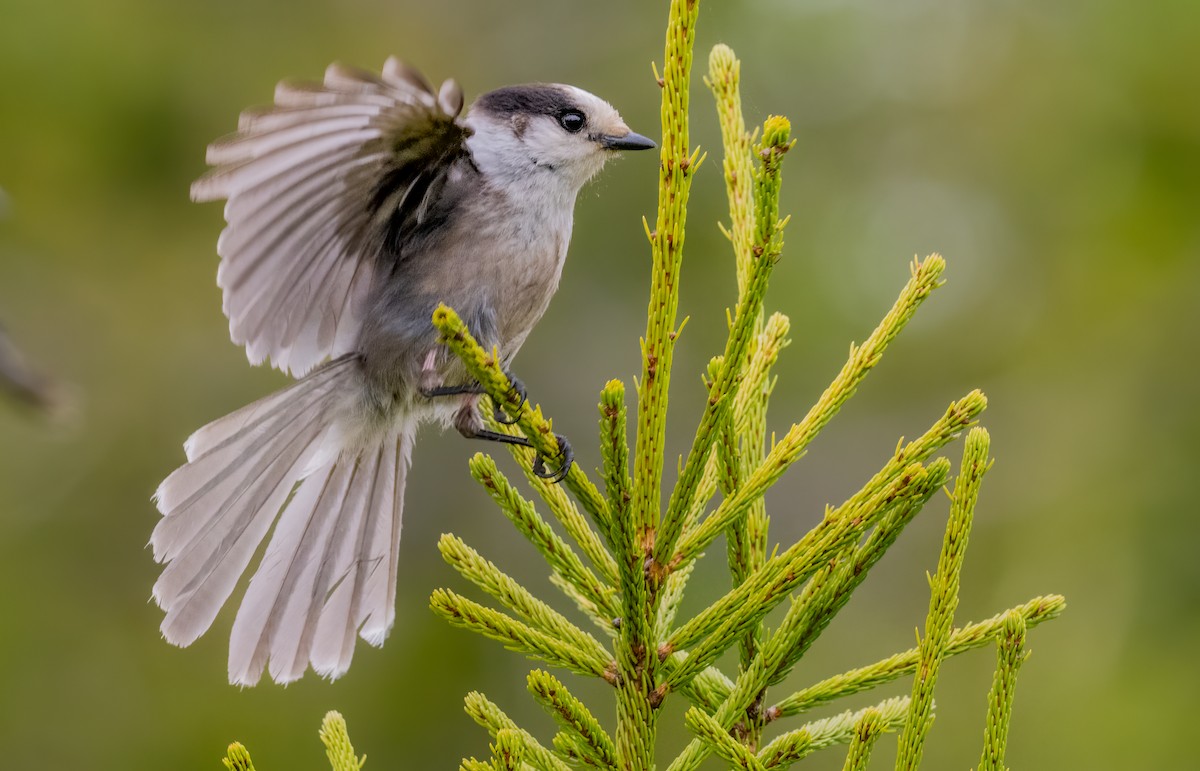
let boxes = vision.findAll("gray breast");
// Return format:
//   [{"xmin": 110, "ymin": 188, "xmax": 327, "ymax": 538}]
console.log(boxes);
[{"xmin": 354, "ymin": 172, "xmax": 572, "ymax": 400}]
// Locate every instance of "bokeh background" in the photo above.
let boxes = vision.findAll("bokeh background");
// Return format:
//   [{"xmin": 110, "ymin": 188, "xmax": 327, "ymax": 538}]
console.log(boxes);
[{"xmin": 1, "ymin": 0, "xmax": 1196, "ymax": 767}]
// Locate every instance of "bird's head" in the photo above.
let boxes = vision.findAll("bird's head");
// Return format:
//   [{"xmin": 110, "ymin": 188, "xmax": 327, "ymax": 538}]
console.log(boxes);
[{"xmin": 466, "ymin": 84, "xmax": 656, "ymax": 193}]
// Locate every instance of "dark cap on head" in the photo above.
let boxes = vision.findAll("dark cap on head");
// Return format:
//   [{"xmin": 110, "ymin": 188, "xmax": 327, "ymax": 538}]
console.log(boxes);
[
  {"xmin": 474, "ymin": 83, "xmax": 655, "ymax": 152},
  {"xmin": 475, "ymin": 85, "xmax": 579, "ymax": 118}
]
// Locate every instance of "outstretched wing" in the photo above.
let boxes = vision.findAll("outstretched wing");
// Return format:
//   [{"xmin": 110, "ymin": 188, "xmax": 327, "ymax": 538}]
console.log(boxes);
[{"xmin": 192, "ymin": 57, "xmax": 472, "ymax": 376}]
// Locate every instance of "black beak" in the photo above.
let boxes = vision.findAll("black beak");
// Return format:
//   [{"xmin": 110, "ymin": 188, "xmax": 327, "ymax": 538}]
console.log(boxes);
[{"xmin": 601, "ymin": 131, "xmax": 657, "ymax": 151}]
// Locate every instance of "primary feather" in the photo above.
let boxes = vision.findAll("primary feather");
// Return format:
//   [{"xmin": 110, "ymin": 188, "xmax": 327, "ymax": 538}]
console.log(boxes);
[{"xmin": 193, "ymin": 57, "xmax": 467, "ymax": 378}]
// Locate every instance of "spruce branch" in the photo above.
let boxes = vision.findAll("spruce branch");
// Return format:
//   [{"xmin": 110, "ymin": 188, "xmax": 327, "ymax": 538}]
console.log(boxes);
[
  {"xmin": 706, "ymin": 43, "xmax": 756, "ymax": 295},
  {"xmin": 528, "ymin": 670, "xmax": 617, "ymax": 768},
  {"xmin": 757, "ymin": 698, "xmax": 910, "ymax": 770},
  {"xmin": 654, "ymin": 557, "xmax": 694, "ymax": 641},
  {"xmin": 723, "ymin": 298, "xmax": 789, "ymax": 712},
  {"xmin": 599, "ymin": 380, "xmax": 633, "ymax": 561},
  {"xmin": 651, "ymin": 446, "xmax": 716, "ymax": 653},
  {"xmin": 510, "ymin": 434, "xmax": 621, "ymax": 588},
  {"xmin": 599, "ymin": 379, "xmax": 642, "ymax": 646},
  {"xmin": 672, "ymin": 255, "xmax": 951, "ymax": 569},
  {"xmin": 709, "ymin": 317, "xmax": 790, "ymax": 741},
  {"xmin": 664, "ymin": 483, "xmax": 932, "ymax": 771},
  {"xmin": 438, "ymin": 534, "xmax": 610, "ymax": 666},
  {"xmin": 763, "ymin": 705, "xmax": 904, "ymax": 769},
  {"xmin": 493, "ymin": 730, "xmax": 528, "ymax": 771},
  {"xmin": 424, "ymin": 6, "xmax": 1063, "ymax": 770},
  {"xmin": 678, "ymin": 663, "xmax": 736, "ymax": 713},
  {"xmin": 896, "ymin": 427, "xmax": 991, "ymax": 770},
  {"xmin": 477, "ymin": 414, "xmax": 621, "ymax": 589},
  {"xmin": 613, "ymin": 1, "xmax": 704, "ymax": 767},
  {"xmin": 430, "ymin": 589, "xmax": 614, "ymax": 680},
  {"xmin": 665, "ymin": 457, "xmax": 953, "ymax": 662},
  {"xmin": 771, "ymin": 479, "xmax": 931, "ymax": 683},
  {"xmin": 654, "ymin": 115, "xmax": 791, "ymax": 581},
  {"xmin": 768, "ymin": 595, "xmax": 1065, "ymax": 719},
  {"xmin": 432, "ymin": 305, "xmax": 611, "ymax": 537},
  {"xmin": 222, "ymin": 713, "xmax": 364, "ymax": 771},
  {"xmin": 655, "ymin": 444, "xmax": 723, "ymax": 646},
  {"xmin": 663, "ymin": 459, "xmax": 950, "ymax": 697},
  {"xmin": 319, "ymin": 712, "xmax": 366, "ymax": 771},
  {"xmin": 470, "ymin": 454, "xmax": 619, "ymax": 622},
  {"xmin": 714, "ymin": 385, "xmax": 740, "ymax": 499},
  {"xmin": 223, "ymin": 743, "xmax": 257, "ymax": 771},
  {"xmin": 552, "ymin": 732, "xmax": 592, "ymax": 767},
  {"xmin": 633, "ymin": 0, "xmax": 701, "ymax": 549},
  {"xmin": 465, "ymin": 692, "xmax": 573, "ymax": 771},
  {"xmin": 704, "ymin": 56, "xmax": 789, "ymax": 707},
  {"xmin": 731, "ymin": 312, "xmax": 789, "ymax": 438},
  {"xmin": 664, "ymin": 385, "xmax": 985, "ymax": 662},
  {"xmin": 683, "ymin": 446, "xmax": 722, "ymax": 534},
  {"xmin": 841, "ymin": 709, "xmax": 886, "ymax": 771},
  {"xmin": 684, "ymin": 707, "xmax": 768, "ymax": 771},
  {"xmin": 549, "ymin": 573, "xmax": 620, "ymax": 639},
  {"xmin": 976, "ymin": 610, "xmax": 1029, "ymax": 771}
]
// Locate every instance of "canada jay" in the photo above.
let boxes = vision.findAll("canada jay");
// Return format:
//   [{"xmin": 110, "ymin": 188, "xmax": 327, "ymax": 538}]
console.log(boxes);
[{"xmin": 151, "ymin": 57, "xmax": 654, "ymax": 685}]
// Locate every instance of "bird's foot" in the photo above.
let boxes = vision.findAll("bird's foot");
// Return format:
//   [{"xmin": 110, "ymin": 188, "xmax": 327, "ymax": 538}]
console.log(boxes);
[
  {"xmin": 531, "ymin": 433, "xmax": 573, "ymax": 484},
  {"xmin": 492, "ymin": 374, "xmax": 527, "ymax": 425},
  {"xmin": 453, "ymin": 422, "xmax": 572, "ymax": 485}
]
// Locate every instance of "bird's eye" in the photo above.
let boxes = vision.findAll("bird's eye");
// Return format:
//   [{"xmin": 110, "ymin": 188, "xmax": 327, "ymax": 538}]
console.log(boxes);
[{"xmin": 558, "ymin": 110, "xmax": 586, "ymax": 133}]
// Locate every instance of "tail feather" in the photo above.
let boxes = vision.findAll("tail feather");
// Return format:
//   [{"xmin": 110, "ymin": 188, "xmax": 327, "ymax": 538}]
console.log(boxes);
[
  {"xmin": 229, "ymin": 459, "xmax": 353, "ymax": 685},
  {"xmin": 151, "ymin": 383, "xmax": 332, "ymax": 565},
  {"xmin": 155, "ymin": 409, "xmax": 331, "ymax": 646},
  {"xmin": 309, "ymin": 432, "xmax": 405, "ymax": 678},
  {"xmin": 264, "ymin": 461, "xmax": 361, "ymax": 683},
  {"xmin": 281, "ymin": 457, "xmax": 375, "ymax": 680},
  {"xmin": 151, "ymin": 354, "xmax": 416, "ymax": 685},
  {"xmin": 358, "ymin": 429, "xmax": 410, "ymax": 643},
  {"xmin": 180, "ymin": 362, "xmax": 346, "ymax": 462},
  {"xmin": 233, "ymin": 426, "xmax": 411, "ymax": 685}
]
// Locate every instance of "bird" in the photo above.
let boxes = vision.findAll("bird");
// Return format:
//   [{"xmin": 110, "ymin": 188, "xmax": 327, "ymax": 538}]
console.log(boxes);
[{"xmin": 150, "ymin": 57, "xmax": 655, "ymax": 686}]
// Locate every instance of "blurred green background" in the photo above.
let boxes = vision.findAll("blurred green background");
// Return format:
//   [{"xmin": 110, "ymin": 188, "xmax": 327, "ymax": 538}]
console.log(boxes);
[{"xmin": 1, "ymin": 0, "xmax": 1196, "ymax": 767}]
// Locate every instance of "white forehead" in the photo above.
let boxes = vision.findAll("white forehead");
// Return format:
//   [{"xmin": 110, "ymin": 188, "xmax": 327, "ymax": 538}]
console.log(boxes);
[
  {"xmin": 557, "ymin": 85, "xmax": 615, "ymax": 115},
  {"xmin": 560, "ymin": 85, "xmax": 627, "ymax": 133}
]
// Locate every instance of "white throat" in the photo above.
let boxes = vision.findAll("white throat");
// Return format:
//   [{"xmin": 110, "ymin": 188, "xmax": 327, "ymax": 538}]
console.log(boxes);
[{"xmin": 464, "ymin": 113, "xmax": 607, "ymax": 205}]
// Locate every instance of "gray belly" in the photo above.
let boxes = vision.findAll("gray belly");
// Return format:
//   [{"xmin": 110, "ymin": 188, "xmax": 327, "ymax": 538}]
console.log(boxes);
[{"xmin": 352, "ymin": 215, "xmax": 568, "ymax": 422}]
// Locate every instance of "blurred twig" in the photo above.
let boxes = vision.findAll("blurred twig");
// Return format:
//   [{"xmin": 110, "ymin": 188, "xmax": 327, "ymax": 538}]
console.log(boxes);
[{"xmin": 0, "ymin": 321, "xmax": 59, "ymax": 414}]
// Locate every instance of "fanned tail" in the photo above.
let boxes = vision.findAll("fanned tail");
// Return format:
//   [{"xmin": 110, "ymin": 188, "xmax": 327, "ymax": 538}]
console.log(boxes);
[
  {"xmin": 228, "ymin": 421, "xmax": 412, "ymax": 685},
  {"xmin": 150, "ymin": 355, "xmax": 414, "ymax": 684}
]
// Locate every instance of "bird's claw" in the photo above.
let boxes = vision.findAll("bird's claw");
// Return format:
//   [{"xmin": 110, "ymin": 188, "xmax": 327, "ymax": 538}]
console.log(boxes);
[
  {"xmin": 532, "ymin": 433, "xmax": 573, "ymax": 484},
  {"xmin": 492, "ymin": 375, "xmax": 527, "ymax": 425}
]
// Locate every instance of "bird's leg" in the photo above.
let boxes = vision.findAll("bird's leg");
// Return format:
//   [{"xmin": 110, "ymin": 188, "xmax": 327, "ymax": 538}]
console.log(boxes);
[
  {"xmin": 419, "ymin": 368, "xmax": 527, "ymax": 425},
  {"xmin": 452, "ymin": 403, "xmax": 573, "ymax": 484},
  {"xmin": 417, "ymin": 349, "xmax": 480, "ymax": 398},
  {"xmin": 419, "ymin": 381, "xmax": 484, "ymax": 397}
]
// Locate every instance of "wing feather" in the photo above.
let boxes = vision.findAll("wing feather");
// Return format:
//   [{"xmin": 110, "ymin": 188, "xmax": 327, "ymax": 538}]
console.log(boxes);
[
  {"xmin": 237, "ymin": 102, "xmax": 378, "ymax": 133},
  {"xmin": 193, "ymin": 56, "xmax": 472, "ymax": 376},
  {"xmin": 205, "ymin": 115, "xmax": 377, "ymax": 166}
]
